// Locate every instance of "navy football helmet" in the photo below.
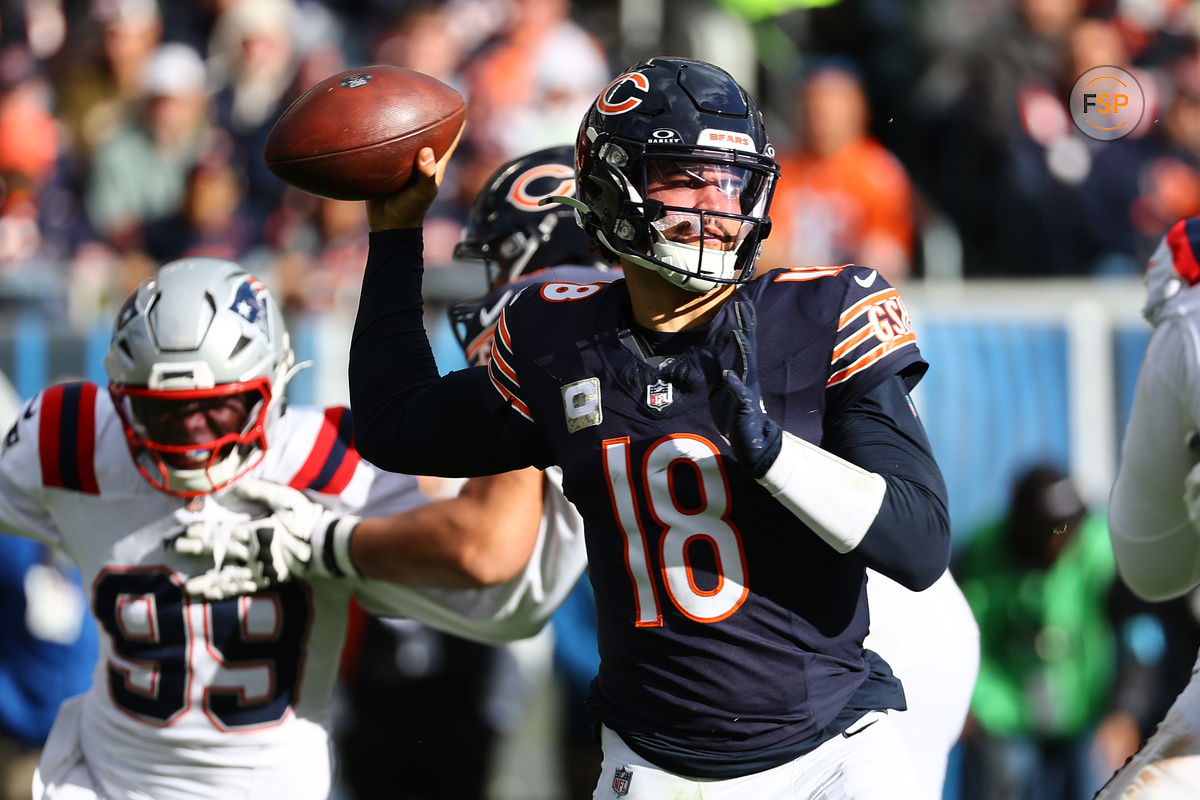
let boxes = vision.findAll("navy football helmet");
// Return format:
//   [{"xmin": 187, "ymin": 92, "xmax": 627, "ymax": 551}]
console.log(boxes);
[
  {"xmin": 453, "ymin": 145, "xmax": 608, "ymax": 292},
  {"xmin": 564, "ymin": 57, "xmax": 779, "ymax": 293}
]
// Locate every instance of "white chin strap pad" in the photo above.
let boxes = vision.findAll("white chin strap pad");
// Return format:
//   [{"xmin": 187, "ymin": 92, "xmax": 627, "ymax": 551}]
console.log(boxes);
[
  {"xmin": 757, "ymin": 431, "xmax": 887, "ymax": 553},
  {"xmin": 164, "ymin": 449, "xmax": 243, "ymax": 494}
]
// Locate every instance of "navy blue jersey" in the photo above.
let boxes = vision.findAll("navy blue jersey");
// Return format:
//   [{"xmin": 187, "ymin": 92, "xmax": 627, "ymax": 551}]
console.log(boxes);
[
  {"xmin": 349, "ymin": 230, "xmax": 946, "ymax": 776},
  {"xmin": 481, "ymin": 266, "xmax": 925, "ymax": 756},
  {"xmin": 450, "ymin": 265, "xmax": 618, "ymax": 367}
]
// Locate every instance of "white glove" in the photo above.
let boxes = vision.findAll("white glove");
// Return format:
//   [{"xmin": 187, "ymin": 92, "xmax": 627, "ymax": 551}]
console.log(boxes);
[
  {"xmin": 172, "ymin": 518, "xmax": 255, "ymax": 564},
  {"xmin": 178, "ymin": 478, "xmax": 361, "ymax": 601},
  {"xmin": 1184, "ymin": 461, "xmax": 1200, "ymax": 530},
  {"xmin": 227, "ymin": 477, "xmax": 362, "ymax": 583},
  {"xmin": 173, "ymin": 514, "xmax": 268, "ymax": 601},
  {"xmin": 185, "ymin": 563, "xmax": 267, "ymax": 601}
]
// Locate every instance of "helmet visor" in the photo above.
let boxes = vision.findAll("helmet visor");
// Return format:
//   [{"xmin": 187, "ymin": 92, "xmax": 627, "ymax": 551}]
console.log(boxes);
[
  {"xmin": 644, "ymin": 158, "xmax": 772, "ymax": 217},
  {"xmin": 643, "ymin": 157, "xmax": 772, "ymax": 255}
]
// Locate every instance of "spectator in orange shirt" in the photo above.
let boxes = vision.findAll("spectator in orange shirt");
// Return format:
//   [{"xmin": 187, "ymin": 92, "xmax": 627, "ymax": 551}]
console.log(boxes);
[
  {"xmin": 763, "ymin": 61, "xmax": 915, "ymax": 284},
  {"xmin": 461, "ymin": 0, "xmax": 609, "ymax": 161}
]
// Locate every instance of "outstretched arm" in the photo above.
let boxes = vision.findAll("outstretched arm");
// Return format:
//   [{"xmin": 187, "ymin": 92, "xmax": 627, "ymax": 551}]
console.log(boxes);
[
  {"xmin": 183, "ymin": 469, "xmax": 547, "ymax": 598},
  {"xmin": 350, "ymin": 467, "xmax": 545, "ymax": 587}
]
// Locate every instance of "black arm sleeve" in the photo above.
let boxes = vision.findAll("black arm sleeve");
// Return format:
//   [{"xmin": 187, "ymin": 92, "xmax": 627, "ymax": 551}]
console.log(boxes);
[
  {"xmin": 823, "ymin": 375, "xmax": 950, "ymax": 591},
  {"xmin": 348, "ymin": 228, "xmax": 547, "ymax": 476}
]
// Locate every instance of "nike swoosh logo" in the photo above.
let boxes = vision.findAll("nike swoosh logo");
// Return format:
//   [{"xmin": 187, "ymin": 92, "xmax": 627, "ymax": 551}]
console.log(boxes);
[
  {"xmin": 478, "ymin": 290, "xmax": 514, "ymax": 328},
  {"xmin": 853, "ymin": 270, "xmax": 877, "ymax": 289},
  {"xmin": 844, "ymin": 719, "xmax": 879, "ymax": 737}
]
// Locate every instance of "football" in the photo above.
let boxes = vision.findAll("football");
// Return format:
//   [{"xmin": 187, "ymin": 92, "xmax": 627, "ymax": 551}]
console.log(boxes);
[{"xmin": 264, "ymin": 65, "xmax": 466, "ymax": 201}]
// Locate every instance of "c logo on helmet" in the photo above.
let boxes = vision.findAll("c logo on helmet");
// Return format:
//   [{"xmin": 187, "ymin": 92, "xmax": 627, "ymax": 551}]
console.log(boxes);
[
  {"xmin": 507, "ymin": 164, "xmax": 576, "ymax": 211},
  {"xmin": 597, "ymin": 72, "xmax": 649, "ymax": 116}
]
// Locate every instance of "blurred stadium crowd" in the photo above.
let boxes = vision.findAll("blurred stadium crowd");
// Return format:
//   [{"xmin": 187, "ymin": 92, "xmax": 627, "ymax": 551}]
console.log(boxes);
[
  {"xmin": 0, "ymin": 0, "xmax": 1191, "ymax": 329},
  {"xmin": 1, "ymin": 1, "xmax": 1198, "ymax": 799}
]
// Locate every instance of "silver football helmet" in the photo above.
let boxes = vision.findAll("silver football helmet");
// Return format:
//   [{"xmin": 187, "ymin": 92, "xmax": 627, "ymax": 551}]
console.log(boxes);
[{"xmin": 104, "ymin": 258, "xmax": 301, "ymax": 497}]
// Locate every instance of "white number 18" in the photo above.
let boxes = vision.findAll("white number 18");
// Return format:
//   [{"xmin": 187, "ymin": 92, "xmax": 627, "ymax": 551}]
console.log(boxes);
[{"xmin": 602, "ymin": 435, "xmax": 749, "ymax": 626}]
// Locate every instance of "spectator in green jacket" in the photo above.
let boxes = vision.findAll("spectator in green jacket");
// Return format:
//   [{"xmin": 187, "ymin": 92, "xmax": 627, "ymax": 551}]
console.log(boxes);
[{"xmin": 954, "ymin": 463, "xmax": 1121, "ymax": 800}]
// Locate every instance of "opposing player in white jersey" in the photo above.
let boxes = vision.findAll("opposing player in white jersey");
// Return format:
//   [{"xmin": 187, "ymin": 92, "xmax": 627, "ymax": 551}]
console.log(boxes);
[
  {"xmin": 1102, "ymin": 216, "xmax": 1200, "ymax": 797},
  {"xmin": 5, "ymin": 257, "xmax": 585, "ymax": 800},
  {"xmin": 454, "ymin": 144, "xmax": 978, "ymax": 800}
]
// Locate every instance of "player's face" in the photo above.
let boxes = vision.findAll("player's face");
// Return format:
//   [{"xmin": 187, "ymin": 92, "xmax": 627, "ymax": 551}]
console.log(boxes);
[
  {"xmin": 132, "ymin": 392, "xmax": 257, "ymax": 469},
  {"xmin": 645, "ymin": 159, "xmax": 749, "ymax": 249}
]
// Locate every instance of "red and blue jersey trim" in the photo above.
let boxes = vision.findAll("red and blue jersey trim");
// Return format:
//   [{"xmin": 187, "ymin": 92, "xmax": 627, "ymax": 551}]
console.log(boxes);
[
  {"xmin": 39, "ymin": 382, "xmax": 100, "ymax": 494},
  {"xmin": 288, "ymin": 407, "xmax": 359, "ymax": 494}
]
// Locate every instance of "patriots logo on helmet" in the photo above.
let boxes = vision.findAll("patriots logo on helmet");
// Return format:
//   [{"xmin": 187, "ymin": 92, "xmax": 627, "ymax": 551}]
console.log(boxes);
[{"xmin": 231, "ymin": 278, "xmax": 268, "ymax": 325}]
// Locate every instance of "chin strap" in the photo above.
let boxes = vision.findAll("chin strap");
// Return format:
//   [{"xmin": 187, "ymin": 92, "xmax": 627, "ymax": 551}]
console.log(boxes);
[{"xmin": 758, "ymin": 431, "xmax": 887, "ymax": 553}]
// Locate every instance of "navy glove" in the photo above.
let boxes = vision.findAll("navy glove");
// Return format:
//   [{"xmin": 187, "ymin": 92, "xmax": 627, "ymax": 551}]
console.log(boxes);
[{"xmin": 708, "ymin": 297, "xmax": 782, "ymax": 479}]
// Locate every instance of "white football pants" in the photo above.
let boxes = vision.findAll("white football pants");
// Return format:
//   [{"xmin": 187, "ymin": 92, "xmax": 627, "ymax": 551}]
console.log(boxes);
[{"xmin": 593, "ymin": 711, "xmax": 923, "ymax": 800}]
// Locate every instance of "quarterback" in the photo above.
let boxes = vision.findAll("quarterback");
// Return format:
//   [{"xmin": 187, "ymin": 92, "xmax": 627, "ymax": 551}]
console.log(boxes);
[
  {"xmin": 9, "ymin": 258, "xmax": 584, "ymax": 799},
  {"xmin": 350, "ymin": 58, "xmax": 950, "ymax": 798},
  {"xmin": 452, "ymin": 144, "xmax": 978, "ymax": 799}
]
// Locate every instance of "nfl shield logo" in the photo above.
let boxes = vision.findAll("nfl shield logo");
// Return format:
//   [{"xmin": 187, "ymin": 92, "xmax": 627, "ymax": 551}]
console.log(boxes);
[
  {"xmin": 646, "ymin": 381, "xmax": 673, "ymax": 409},
  {"xmin": 612, "ymin": 766, "xmax": 633, "ymax": 796}
]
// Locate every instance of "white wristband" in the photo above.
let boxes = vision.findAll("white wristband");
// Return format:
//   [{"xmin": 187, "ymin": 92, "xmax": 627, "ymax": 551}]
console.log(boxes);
[
  {"xmin": 758, "ymin": 431, "xmax": 887, "ymax": 553},
  {"xmin": 312, "ymin": 514, "xmax": 363, "ymax": 578}
]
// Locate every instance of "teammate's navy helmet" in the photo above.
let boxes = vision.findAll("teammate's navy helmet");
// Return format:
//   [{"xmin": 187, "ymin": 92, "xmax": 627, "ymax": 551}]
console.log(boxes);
[
  {"xmin": 567, "ymin": 57, "xmax": 779, "ymax": 293},
  {"xmin": 453, "ymin": 145, "xmax": 607, "ymax": 292}
]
